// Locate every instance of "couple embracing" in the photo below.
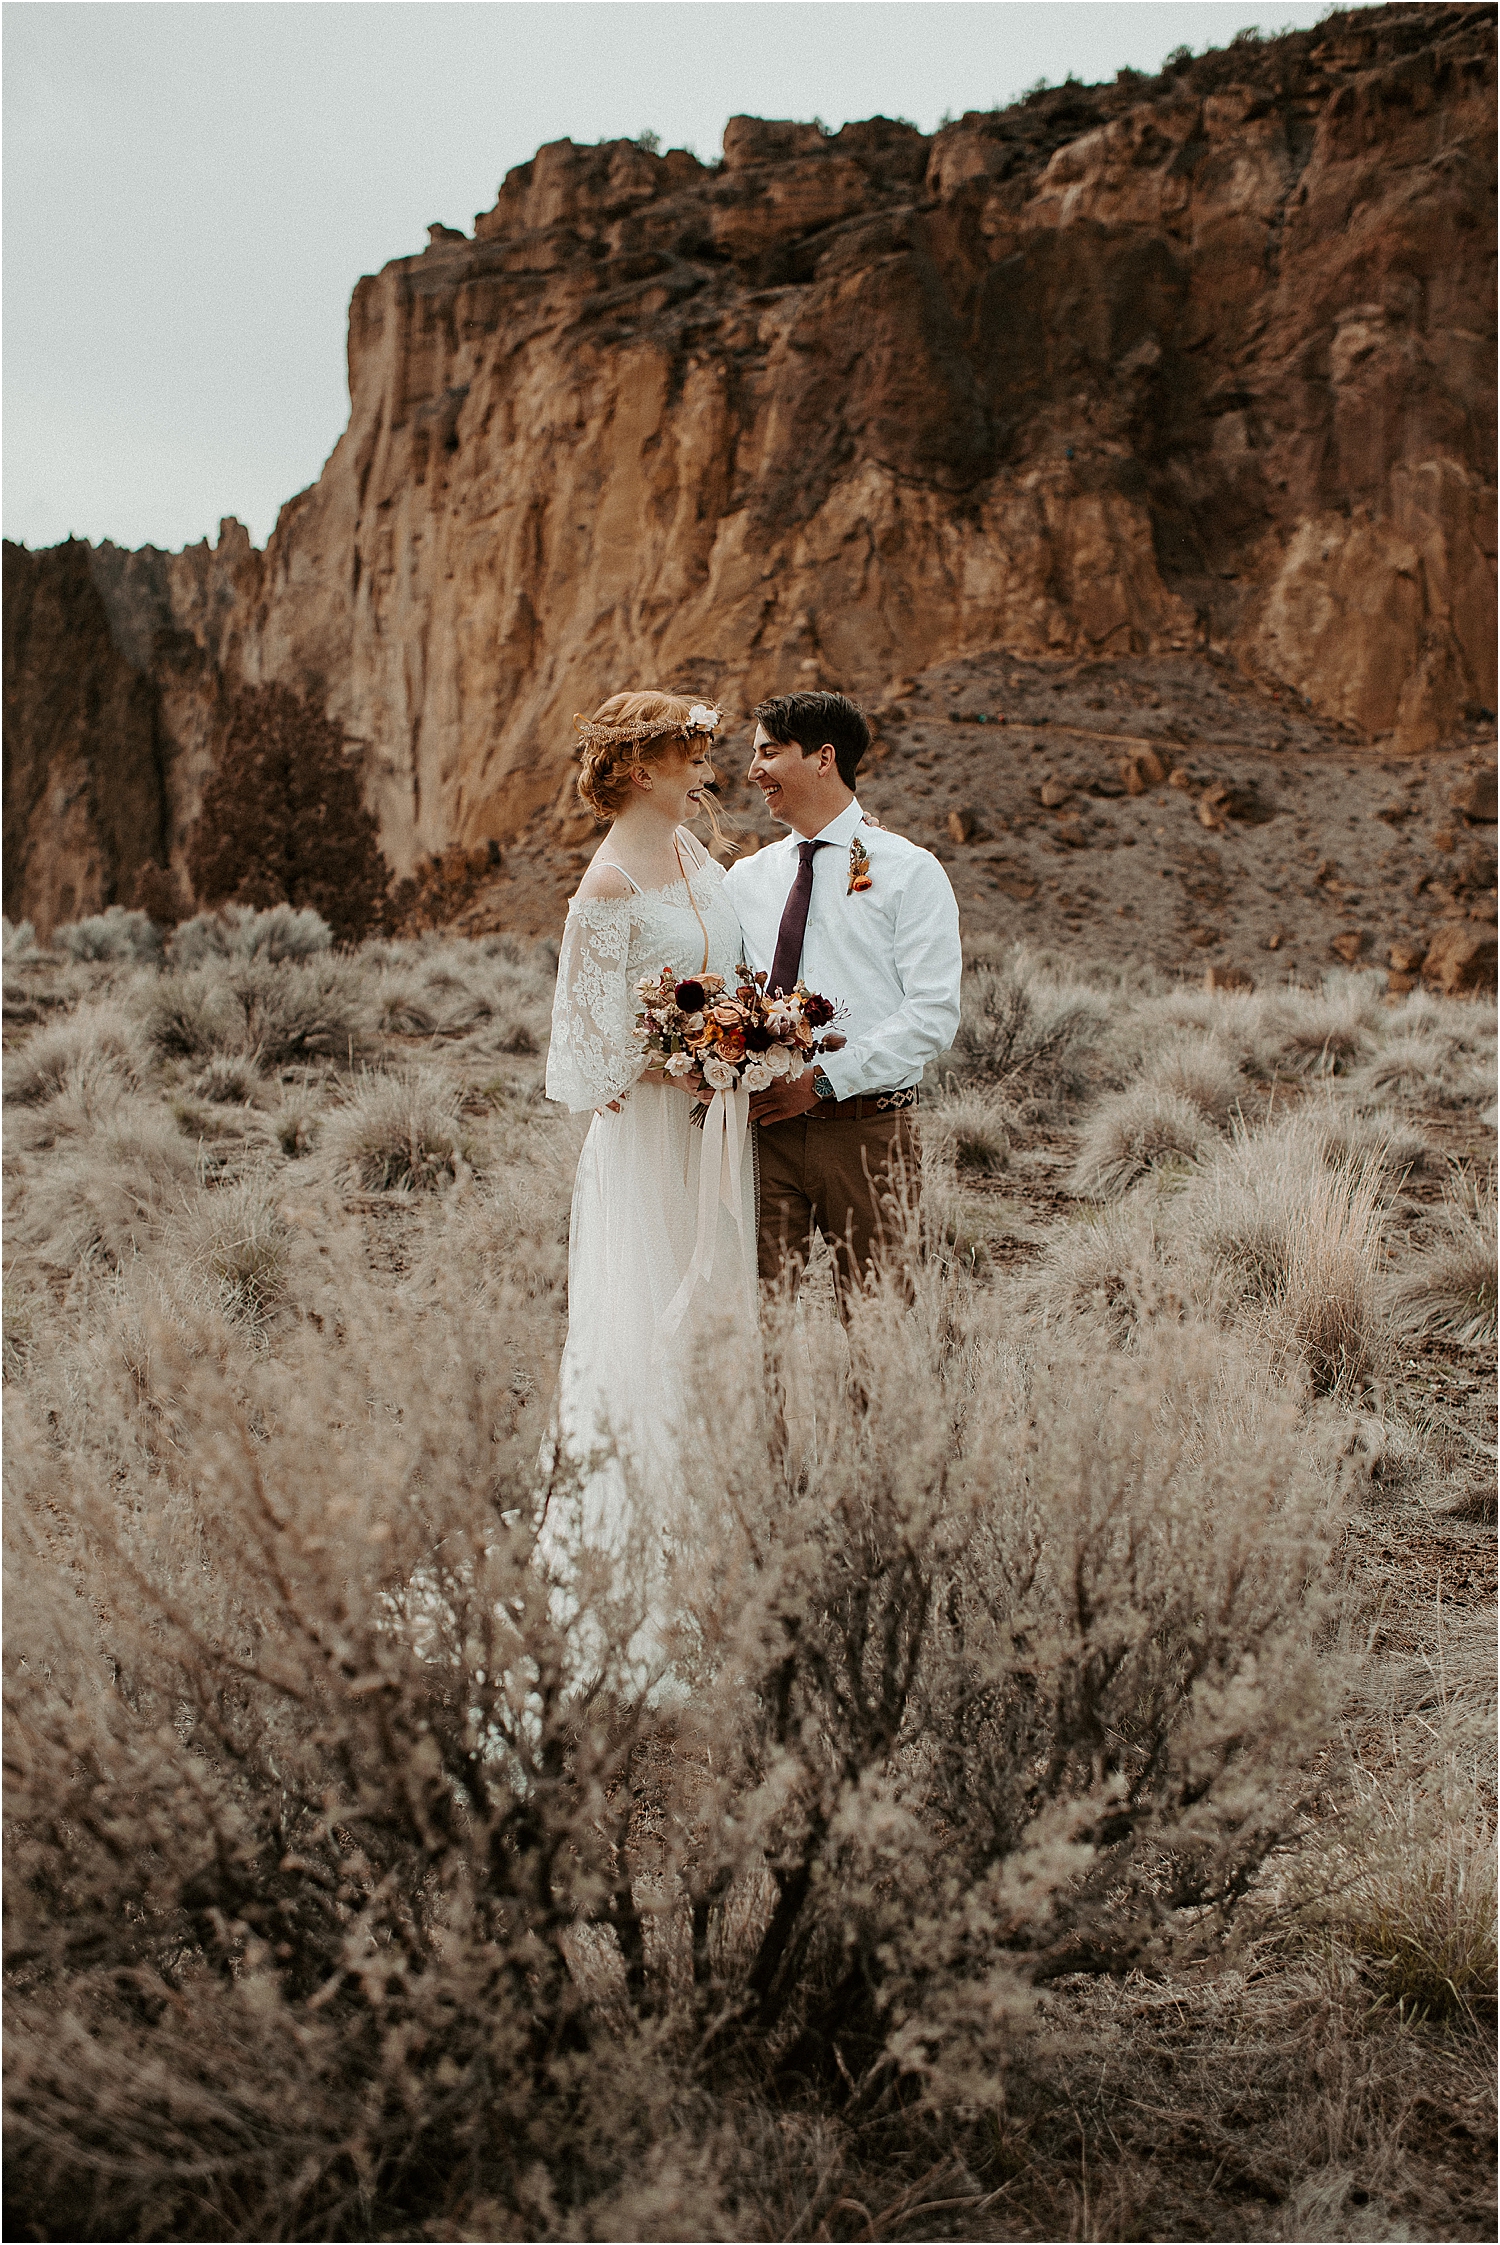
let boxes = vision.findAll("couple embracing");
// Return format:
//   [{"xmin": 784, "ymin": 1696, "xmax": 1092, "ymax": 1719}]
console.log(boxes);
[{"xmin": 542, "ymin": 687, "xmax": 961, "ymax": 1605}]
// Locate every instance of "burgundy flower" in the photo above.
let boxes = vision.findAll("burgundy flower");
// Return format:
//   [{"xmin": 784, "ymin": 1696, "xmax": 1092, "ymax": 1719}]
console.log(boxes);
[
  {"xmin": 802, "ymin": 993, "xmax": 836, "ymax": 1027},
  {"xmin": 674, "ymin": 979, "xmax": 707, "ymax": 1013},
  {"xmin": 743, "ymin": 1023, "xmax": 774, "ymax": 1052}
]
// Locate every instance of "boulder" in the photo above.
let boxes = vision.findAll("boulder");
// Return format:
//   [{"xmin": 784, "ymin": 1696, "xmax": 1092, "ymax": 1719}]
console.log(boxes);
[
  {"xmin": 947, "ymin": 808, "xmax": 976, "ymax": 842},
  {"xmin": 1452, "ymin": 768, "xmax": 1498, "ymax": 823},
  {"xmin": 1204, "ymin": 964, "xmax": 1254, "ymax": 992},
  {"xmin": 1121, "ymin": 747, "xmax": 1167, "ymax": 793},
  {"xmin": 1421, "ymin": 921, "xmax": 1498, "ymax": 994},
  {"xmin": 1388, "ymin": 937, "xmax": 1428, "ymax": 973},
  {"xmin": 1038, "ymin": 779, "xmax": 1072, "ymax": 808},
  {"xmin": 1331, "ymin": 929, "xmax": 1368, "ymax": 963}
]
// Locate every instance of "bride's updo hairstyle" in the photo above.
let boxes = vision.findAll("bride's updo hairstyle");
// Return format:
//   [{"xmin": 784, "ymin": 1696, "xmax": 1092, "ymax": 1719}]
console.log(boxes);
[{"xmin": 573, "ymin": 689, "xmax": 725, "ymax": 832}]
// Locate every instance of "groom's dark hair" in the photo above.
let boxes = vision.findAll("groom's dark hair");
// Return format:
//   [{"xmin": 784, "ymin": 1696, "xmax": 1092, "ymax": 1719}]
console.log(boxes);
[{"xmin": 753, "ymin": 691, "xmax": 870, "ymax": 791}]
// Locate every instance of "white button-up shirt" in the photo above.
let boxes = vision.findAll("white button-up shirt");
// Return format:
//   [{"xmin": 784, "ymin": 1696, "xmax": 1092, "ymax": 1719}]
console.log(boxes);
[{"xmin": 722, "ymin": 798, "xmax": 963, "ymax": 1101}]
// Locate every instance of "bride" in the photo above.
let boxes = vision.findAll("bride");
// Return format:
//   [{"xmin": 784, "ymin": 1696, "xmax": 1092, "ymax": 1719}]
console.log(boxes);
[{"xmin": 540, "ymin": 691, "xmax": 758, "ymax": 1652}]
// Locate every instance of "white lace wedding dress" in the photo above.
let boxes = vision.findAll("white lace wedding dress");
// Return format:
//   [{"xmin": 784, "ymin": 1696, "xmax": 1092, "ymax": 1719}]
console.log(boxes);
[{"xmin": 541, "ymin": 835, "xmax": 758, "ymax": 1648}]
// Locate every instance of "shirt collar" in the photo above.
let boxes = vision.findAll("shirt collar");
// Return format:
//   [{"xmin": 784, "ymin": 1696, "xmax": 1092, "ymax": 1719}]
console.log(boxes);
[{"xmin": 796, "ymin": 798, "xmax": 865, "ymax": 849}]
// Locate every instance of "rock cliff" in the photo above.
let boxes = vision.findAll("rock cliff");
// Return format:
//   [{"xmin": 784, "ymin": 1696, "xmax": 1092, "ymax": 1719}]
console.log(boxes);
[{"xmin": 4, "ymin": 1, "xmax": 1494, "ymax": 933}]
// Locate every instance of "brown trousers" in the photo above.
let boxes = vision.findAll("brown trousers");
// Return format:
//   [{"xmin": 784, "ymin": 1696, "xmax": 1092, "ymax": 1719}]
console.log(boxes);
[{"xmin": 754, "ymin": 1112, "xmax": 919, "ymax": 1298}]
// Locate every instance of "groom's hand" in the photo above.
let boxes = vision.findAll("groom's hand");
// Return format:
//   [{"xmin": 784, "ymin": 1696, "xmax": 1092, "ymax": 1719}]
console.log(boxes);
[{"xmin": 749, "ymin": 1071, "xmax": 823, "ymax": 1126}]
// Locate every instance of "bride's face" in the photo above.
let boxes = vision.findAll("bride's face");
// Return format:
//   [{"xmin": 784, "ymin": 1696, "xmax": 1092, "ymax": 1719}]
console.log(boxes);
[{"xmin": 646, "ymin": 743, "xmax": 715, "ymax": 823}]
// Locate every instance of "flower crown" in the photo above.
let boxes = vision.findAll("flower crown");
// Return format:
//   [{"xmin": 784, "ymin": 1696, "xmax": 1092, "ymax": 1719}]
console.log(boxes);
[{"xmin": 573, "ymin": 701, "xmax": 721, "ymax": 753}]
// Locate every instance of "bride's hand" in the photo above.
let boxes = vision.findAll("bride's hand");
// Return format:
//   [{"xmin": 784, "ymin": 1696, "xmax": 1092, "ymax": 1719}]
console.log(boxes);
[
  {"xmin": 600, "ymin": 1068, "xmax": 700, "ymax": 1113},
  {"xmin": 637, "ymin": 1066, "xmax": 703, "ymax": 1095}
]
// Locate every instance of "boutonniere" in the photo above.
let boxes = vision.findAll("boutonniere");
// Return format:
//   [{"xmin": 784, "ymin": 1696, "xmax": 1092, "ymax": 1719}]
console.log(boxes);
[{"xmin": 848, "ymin": 836, "xmax": 873, "ymax": 893}]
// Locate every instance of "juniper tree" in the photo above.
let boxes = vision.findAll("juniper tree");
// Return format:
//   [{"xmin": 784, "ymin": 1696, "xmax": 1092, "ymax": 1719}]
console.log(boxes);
[{"xmin": 188, "ymin": 685, "xmax": 390, "ymax": 942}]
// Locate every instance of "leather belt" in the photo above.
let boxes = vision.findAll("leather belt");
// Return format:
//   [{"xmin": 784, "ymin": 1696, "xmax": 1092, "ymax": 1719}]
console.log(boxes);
[{"xmin": 814, "ymin": 1085, "xmax": 920, "ymax": 1120}]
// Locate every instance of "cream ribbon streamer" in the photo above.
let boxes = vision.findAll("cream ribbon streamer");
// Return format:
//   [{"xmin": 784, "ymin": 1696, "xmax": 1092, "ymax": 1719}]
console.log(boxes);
[{"xmin": 657, "ymin": 1086, "xmax": 753, "ymax": 1342}]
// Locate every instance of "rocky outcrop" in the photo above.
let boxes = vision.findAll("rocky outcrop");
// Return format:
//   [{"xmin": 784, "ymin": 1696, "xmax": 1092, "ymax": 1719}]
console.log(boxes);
[{"xmin": 4, "ymin": 2, "xmax": 1494, "ymax": 932}]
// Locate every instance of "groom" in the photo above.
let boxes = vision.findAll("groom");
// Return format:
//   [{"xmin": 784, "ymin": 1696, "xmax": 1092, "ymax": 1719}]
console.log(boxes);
[{"xmin": 723, "ymin": 691, "xmax": 962, "ymax": 1297}]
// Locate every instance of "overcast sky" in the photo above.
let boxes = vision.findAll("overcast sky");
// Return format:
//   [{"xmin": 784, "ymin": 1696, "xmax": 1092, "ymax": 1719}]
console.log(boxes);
[{"xmin": 5, "ymin": 0, "xmax": 1336, "ymax": 555}]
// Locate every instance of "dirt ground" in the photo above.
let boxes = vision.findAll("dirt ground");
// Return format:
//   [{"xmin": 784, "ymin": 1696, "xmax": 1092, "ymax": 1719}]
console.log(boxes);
[{"xmin": 458, "ymin": 651, "xmax": 1498, "ymax": 991}]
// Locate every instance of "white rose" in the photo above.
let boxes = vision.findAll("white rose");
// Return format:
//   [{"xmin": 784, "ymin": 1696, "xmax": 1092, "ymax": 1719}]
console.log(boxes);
[
  {"xmin": 741, "ymin": 1059, "xmax": 774, "ymax": 1091},
  {"xmin": 786, "ymin": 1053, "xmax": 806, "ymax": 1079},
  {"xmin": 687, "ymin": 702, "xmax": 719, "ymax": 733},
  {"xmin": 682, "ymin": 1012, "xmax": 705, "ymax": 1034},
  {"xmin": 702, "ymin": 1058, "xmax": 736, "ymax": 1091},
  {"xmin": 664, "ymin": 1051, "xmax": 694, "ymax": 1077},
  {"xmin": 764, "ymin": 1045, "xmax": 792, "ymax": 1076}
]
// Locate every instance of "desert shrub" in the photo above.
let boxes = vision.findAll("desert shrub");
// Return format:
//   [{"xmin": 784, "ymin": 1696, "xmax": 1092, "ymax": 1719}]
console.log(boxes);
[
  {"xmin": 167, "ymin": 902, "xmax": 333, "ymax": 967},
  {"xmin": 1178, "ymin": 1118, "xmax": 1388, "ymax": 1392},
  {"xmin": 4, "ymin": 1000, "xmax": 146, "ymax": 1105},
  {"xmin": 4, "ymin": 1270, "xmax": 719, "ymax": 2243},
  {"xmin": 1389, "ymin": 1171, "xmax": 1498, "ymax": 1349},
  {"xmin": 950, "ymin": 951, "xmax": 1105, "ymax": 1104},
  {"xmin": 324, "ymin": 1068, "xmax": 475, "ymax": 1191},
  {"xmin": 53, "ymin": 905, "xmax": 163, "ymax": 964},
  {"xmin": 1069, "ymin": 1083, "xmax": 1212, "ymax": 1199},
  {"xmin": 370, "ymin": 939, "xmax": 554, "ymax": 1052},
  {"xmin": 3, "ymin": 914, "xmax": 39, "ymax": 961},
  {"xmin": 187, "ymin": 684, "xmax": 390, "ymax": 942},
  {"xmin": 141, "ymin": 955, "xmax": 370, "ymax": 1066},
  {"xmin": 4, "ymin": 1099, "xmax": 202, "ymax": 1273},
  {"xmin": 137, "ymin": 964, "xmax": 245, "ymax": 1059},
  {"xmin": 3, "ymin": 1234, "xmax": 1347, "ymax": 2242}
]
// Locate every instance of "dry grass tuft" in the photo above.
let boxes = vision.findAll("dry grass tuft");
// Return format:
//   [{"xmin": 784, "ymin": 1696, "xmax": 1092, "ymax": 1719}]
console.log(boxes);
[
  {"xmin": 1143, "ymin": 1031, "xmax": 1246, "ymax": 1122},
  {"xmin": 923, "ymin": 1086, "xmax": 1013, "ymax": 1178},
  {"xmin": 1179, "ymin": 1118, "xmax": 1389, "ymax": 1393},
  {"xmin": 4, "ymin": 1000, "xmax": 145, "ymax": 1104},
  {"xmin": 174, "ymin": 1178, "xmax": 293, "ymax": 1328},
  {"xmin": 1069, "ymin": 1082, "xmax": 1212, "ymax": 1199},
  {"xmin": 1391, "ymin": 1171, "xmax": 1498, "ymax": 1350},
  {"xmin": 192, "ymin": 1052, "xmax": 263, "ymax": 1104},
  {"xmin": 6, "ymin": 1098, "xmax": 203, "ymax": 1273},
  {"xmin": 324, "ymin": 1067, "xmax": 475, "ymax": 1191}
]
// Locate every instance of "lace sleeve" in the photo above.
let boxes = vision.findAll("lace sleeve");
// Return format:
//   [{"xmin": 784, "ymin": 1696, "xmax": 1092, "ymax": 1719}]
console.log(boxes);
[{"xmin": 544, "ymin": 897, "xmax": 646, "ymax": 1112}]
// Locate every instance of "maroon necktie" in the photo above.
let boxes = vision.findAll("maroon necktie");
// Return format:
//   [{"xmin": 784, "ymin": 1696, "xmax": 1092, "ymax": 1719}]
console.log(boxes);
[{"xmin": 770, "ymin": 839, "xmax": 828, "ymax": 996}]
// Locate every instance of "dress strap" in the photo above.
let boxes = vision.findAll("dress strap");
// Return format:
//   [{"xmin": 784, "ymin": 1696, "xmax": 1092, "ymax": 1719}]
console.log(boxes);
[{"xmin": 594, "ymin": 854, "xmax": 644, "ymax": 895}]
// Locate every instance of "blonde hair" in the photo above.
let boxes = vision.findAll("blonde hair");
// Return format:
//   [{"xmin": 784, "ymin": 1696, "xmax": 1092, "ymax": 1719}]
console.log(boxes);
[{"xmin": 573, "ymin": 690, "xmax": 729, "ymax": 849}]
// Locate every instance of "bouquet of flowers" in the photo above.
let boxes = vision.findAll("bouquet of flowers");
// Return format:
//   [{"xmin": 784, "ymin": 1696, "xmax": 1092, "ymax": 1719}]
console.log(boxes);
[{"xmin": 633, "ymin": 963, "xmax": 845, "ymax": 1111}]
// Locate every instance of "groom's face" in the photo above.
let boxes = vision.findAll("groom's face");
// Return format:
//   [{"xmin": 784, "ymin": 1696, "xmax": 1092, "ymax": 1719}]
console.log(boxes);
[{"xmin": 748, "ymin": 724, "xmax": 833, "ymax": 835}]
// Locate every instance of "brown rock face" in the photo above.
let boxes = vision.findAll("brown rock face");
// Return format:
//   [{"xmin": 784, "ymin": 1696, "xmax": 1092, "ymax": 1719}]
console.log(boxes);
[{"xmin": 3, "ymin": 3, "xmax": 1494, "ymax": 933}]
